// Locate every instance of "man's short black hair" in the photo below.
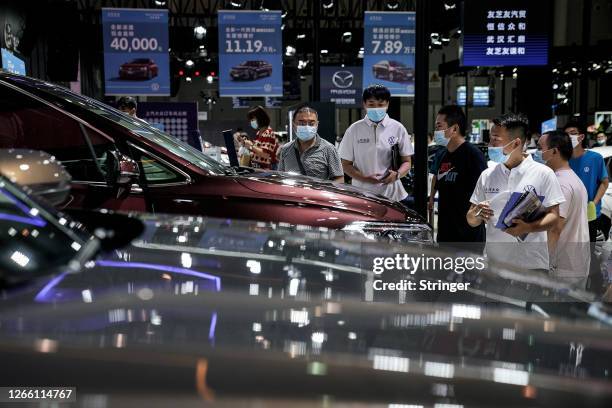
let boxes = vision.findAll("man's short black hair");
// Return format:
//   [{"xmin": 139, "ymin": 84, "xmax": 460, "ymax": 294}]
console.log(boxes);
[
  {"xmin": 247, "ymin": 105, "xmax": 271, "ymax": 128},
  {"xmin": 362, "ymin": 84, "xmax": 391, "ymax": 102},
  {"xmin": 117, "ymin": 96, "xmax": 137, "ymax": 110},
  {"xmin": 438, "ymin": 105, "xmax": 467, "ymax": 136},
  {"xmin": 493, "ymin": 112, "xmax": 529, "ymax": 143},
  {"xmin": 563, "ymin": 120, "xmax": 585, "ymax": 135},
  {"xmin": 544, "ymin": 130, "xmax": 573, "ymax": 161},
  {"xmin": 292, "ymin": 104, "xmax": 318, "ymax": 121}
]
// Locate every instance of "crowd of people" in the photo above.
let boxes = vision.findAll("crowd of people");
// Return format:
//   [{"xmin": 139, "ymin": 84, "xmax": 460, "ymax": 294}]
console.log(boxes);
[{"xmin": 231, "ymin": 84, "xmax": 609, "ymax": 292}]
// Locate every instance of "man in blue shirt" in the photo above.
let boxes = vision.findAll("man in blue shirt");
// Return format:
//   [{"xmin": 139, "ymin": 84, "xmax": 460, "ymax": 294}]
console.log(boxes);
[{"xmin": 566, "ymin": 121, "xmax": 610, "ymax": 242}]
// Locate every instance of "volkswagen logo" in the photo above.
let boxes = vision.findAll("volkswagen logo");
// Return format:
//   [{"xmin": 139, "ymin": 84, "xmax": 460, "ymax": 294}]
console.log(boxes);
[{"xmin": 332, "ymin": 70, "xmax": 354, "ymax": 89}]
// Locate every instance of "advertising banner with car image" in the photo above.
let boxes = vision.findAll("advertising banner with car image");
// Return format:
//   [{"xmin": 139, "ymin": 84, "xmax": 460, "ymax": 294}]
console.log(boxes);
[
  {"xmin": 363, "ymin": 11, "xmax": 416, "ymax": 97},
  {"xmin": 218, "ymin": 10, "xmax": 282, "ymax": 97},
  {"xmin": 102, "ymin": 8, "xmax": 170, "ymax": 96},
  {"xmin": 320, "ymin": 66, "xmax": 362, "ymax": 108}
]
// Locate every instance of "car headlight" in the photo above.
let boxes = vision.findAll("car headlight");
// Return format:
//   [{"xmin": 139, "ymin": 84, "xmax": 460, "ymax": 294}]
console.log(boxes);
[{"xmin": 342, "ymin": 221, "xmax": 433, "ymax": 244}]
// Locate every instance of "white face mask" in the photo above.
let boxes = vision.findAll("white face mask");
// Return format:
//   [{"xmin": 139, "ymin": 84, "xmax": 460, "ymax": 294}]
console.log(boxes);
[{"xmin": 570, "ymin": 135, "xmax": 581, "ymax": 148}]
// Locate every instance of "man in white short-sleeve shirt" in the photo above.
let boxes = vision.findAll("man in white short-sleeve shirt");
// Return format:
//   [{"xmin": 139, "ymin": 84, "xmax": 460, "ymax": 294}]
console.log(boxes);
[
  {"xmin": 466, "ymin": 113, "xmax": 565, "ymax": 271},
  {"xmin": 339, "ymin": 85, "xmax": 414, "ymax": 201},
  {"xmin": 536, "ymin": 130, "xmax": 590, "ymax": 286}
]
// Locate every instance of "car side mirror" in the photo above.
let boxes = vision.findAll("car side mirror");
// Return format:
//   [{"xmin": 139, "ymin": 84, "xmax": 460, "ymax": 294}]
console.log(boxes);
[
  {"xmin": 105, "ymin": 151, "xmax": 140, "ymax": 198},
  {"xmin": 0, "ymin": 149, "xmax": 72, "ymax": 206}
]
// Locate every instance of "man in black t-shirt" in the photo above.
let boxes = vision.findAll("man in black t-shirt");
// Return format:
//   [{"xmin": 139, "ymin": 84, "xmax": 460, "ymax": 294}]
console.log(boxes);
[{"xmin": 434, "ymin": 106, "xmax": 487, "ymax": 246}]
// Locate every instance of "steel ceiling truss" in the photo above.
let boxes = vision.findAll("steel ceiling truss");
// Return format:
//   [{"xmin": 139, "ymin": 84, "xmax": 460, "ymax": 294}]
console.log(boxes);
[{"xmin": 76, "ymin": 0, "xmax": 416, "ymax": 28}]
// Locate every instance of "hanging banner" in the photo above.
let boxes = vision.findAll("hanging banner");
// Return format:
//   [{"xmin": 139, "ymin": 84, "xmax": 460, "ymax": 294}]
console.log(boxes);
[
  {"xmin": 363, "ymin": 11, "xmax": 416, "ymax": 97},
  {"xmin": 320, "ymin": 66, "xmax": 362, "ymax": 108},
  {"xmin": 137, "ymin": 102, "xmax": 202, "ymax": 150},
  {"xmin": 461, "ymin": 0, "xmax": 549, "ymax": 66},
  {"xmin": 102, "ymin": 8, "xmax": 170, "ymax": 96},
  {"xmin": 218, "ymin": 10, "xmax": 282, "ymax": 97}
]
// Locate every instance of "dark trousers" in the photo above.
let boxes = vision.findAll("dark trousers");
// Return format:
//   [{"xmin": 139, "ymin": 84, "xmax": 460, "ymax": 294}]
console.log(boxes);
[{"xmin": 587, "ymin": 214, "xmax": 611, "ymax": 293}]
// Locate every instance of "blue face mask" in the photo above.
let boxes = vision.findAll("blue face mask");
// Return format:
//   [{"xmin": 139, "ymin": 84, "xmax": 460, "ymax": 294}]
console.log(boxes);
[
  {"xmin": 434, "ymin": 129, "xmax": 449, "ymax": 147},
  {"xmin": 366, "ymin": 107, "xmax": 387, "ymax": 122},
  {"xmin": 533, "ymin": 148, "xmax": 552, "ymax": 165},
  {"xmin": 250, "ymin": 120, "xmax": 258, "ymax": 130},
  {"xmin": 296, "ymin": 125, "xmax": 317, "ymax": 141},
  {"xmin": 488, "ymin": 141, "xmax": 517, "ymax": 164}
]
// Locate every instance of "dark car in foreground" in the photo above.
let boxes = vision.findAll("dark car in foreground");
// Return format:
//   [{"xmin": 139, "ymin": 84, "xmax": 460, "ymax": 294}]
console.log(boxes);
[
  {"xmin": 372, "ymin": 60, "xmax": 414, "ymax": 82},
  {"xmin": 118, "ymin": 58, "xmax": 158, "ymax": 80},
  {"xmin": 0, "ymin": 73, "xmax": 430, "ymax": 243},
  {"xmin": 230, "ymin": 60, "xmax": 273, "ymax": 81},
  {"xmin": 1, "ymin": 174, "xmax": 612, "ymax": 407}
]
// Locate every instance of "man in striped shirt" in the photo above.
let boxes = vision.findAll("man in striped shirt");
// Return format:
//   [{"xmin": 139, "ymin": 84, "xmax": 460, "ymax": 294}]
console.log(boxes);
[{"xmin": 277, "ymin": 105, "xmax": 344, "ymax": 182}]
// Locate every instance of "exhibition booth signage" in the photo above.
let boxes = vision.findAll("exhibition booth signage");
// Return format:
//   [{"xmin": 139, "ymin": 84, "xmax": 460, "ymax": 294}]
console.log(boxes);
[
  {"xmin": 218, "ymin": 10, "xmax": 283, "ymax": 97},
  {"xmin": 320, "ymin": 66, "xmax": 362, "ymax": 108},
  {"xmin": 461, "ymin": 0, "xmax": 549, "ymax": 66},
  {"xmin": 137, "ymin": 102, "xmax": 202, "ymax": 150},
  {"xmin": 1, "ymin": 48, "xmax": 25, "ymax": 75},
  {"xmin": 102, "ymin": 8, "xmax": 170, "ymax": 95},
  {"xmin": 362, "ymin": 11, "xmax": 416, "ymax": 97}
]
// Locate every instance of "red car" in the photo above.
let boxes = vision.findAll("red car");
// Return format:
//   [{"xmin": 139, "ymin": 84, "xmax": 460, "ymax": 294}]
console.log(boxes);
[
  {"xmin": 119, "ymin": 58, "xmax": 158, "ymax": 80},
  {"xmin": 0, "ymin": 73, "xmax": 431, "ymax": 242},
  {"xmin": 372, "ymin": 60, "xmax": 414, "ymax": 83}
]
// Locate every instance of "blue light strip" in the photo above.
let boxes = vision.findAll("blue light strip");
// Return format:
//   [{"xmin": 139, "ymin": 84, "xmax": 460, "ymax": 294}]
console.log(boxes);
[{"xmin": 95, "ymin": 260, "xmax": 222, "ymax": 291}]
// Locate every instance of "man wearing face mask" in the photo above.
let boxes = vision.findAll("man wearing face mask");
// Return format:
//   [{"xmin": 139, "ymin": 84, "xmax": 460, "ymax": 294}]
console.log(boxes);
[
  {"xmin": 466, "ymin": 113, "xmax": 565, "ymax": 271},
  {"xmin": 595, "ymin": 132, "xmax": 607, "ymax": 147},
  {"xmin": 565, "ymin": 121, "xmax": 609, "ymax": 242},
  {"xmin": 339, "ymin": 85, "xmax": 413, "ymax": 201},
  {"xmin": 434, "ymin": 105, "xmax": 487, "ymax": 245},
  {"xmin": 534, "ymin": 131, "xmax": 589, "ymax": 287},
  {"xmin": 277, "ymin": 105, "xmax": 344, "ymax": 182}
]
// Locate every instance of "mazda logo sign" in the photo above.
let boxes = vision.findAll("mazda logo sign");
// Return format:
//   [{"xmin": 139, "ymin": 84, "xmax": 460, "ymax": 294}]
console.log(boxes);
[{"xmin": 332, "ymin": 70, "xmax": 354, "ymax": 88}]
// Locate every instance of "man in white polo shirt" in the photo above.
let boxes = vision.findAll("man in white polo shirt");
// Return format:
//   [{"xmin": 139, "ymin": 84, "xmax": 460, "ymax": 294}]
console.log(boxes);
[
  {"xmin": 466, "ymin": 113, "xmax": 565, "ymax": 271},
  {"xmin": 339, "ymin": 85, "xmax": 413, "ymax": 201}
]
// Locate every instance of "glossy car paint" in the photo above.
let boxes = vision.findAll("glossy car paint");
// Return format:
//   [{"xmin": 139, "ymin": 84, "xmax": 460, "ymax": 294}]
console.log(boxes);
[
  {"xmin": 118, "ymin": 58, "xmax": 159, "ymax": 80},
  {"xmin": 0, "ymin": 197, "xmax": 611, "ymax": 407},
  {"xmin": 372, "ymin": 60, "xmax": 414, "ymax": 82},
  {"xmin": 230, "ymin": 60, "xmax": 273, "ymax": 81},
  {"xmin": 0, "ymin": 73, "xmax": 427, "ymax": 231}
]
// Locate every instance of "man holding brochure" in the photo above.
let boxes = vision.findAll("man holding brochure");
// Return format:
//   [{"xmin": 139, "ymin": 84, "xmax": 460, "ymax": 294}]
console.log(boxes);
[{"xmin": 466, "ymin": 113, "xmax": 565, "ymax": 271}]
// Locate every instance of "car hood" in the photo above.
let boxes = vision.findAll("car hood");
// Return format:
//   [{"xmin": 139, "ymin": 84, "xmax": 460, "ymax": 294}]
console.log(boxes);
[{"xmin": 234, "ymin": 170, "xmax": 420, "ymax": 221}]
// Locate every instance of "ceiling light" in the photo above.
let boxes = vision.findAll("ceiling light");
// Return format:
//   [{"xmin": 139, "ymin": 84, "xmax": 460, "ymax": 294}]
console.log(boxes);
[
  {"xmin": 285, "ymin": 45, "xmax": 296, "ymax": 56},
  {"xmin": 229, "ymin": 0, "xmax": 244, "ymax": 8},
  {"xmin": 186, "ymin": 76, "xmax": 192, "ymax": 82},
  {"xmin": 444, "ymin": 2, "xmax": 456, "ymax": 10},
  {"xmin": 386, "ymin": 0, "xmax": 400, "ymax": 10},
  {"xmin": 322, "ymin": 1, "xmax": 334, "ymax": 9},
  {"xmin": 154, "ymin": 0, "xmax": 167, "ymax": 6},
  {"xmin": 297, "ymin": 33, "xmax": 306, "ymax": 39},
  {"xmin": 342, "ymin": 31, "xmax": 352, "ymax": 43},
  {"xmin": 194, "ymin": 25, "xmax": 206, "ymax": 40},
  {"xmin": 206, "ymin": 75, "xmax": 214, "ymax": 84},
  {"xmin": 185, "ymin": 59, "xmax": 194, "ymax": 67},
  {"xmin": 320, "ymin": 49, "xmax": 328, "ymax": 54}
]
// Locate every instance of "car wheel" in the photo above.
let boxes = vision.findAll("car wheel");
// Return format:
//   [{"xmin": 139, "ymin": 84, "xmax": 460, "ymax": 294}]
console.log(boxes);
[{"xmin": 389, "ymin": 72, "xmax": 395, "ymax": 82}]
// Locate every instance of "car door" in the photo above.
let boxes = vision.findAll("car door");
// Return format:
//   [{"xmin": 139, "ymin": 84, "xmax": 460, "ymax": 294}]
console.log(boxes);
[{"xmin": 0, "ymin": 82, "xmax": 148, "ymax": 212}]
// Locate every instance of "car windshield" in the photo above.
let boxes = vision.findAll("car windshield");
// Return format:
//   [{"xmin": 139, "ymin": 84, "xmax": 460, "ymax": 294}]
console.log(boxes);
[
  {"xmin": 244, "ymin": 61, "xmax": 259, "ymax": 66},
  {"xmin": 389, "ymin": 61, "xmax": 405, "ymax": 67},
  {"xmin": 131, "ymin": 59, "xmax": 150, "ymax": 63},
  {"xmin": 4, "ymin": 76, "xmax": 232, "ymax": 176},
  {"xmin": 0, "ymin": 176, "xmax": 89, "ymax": 282}
]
